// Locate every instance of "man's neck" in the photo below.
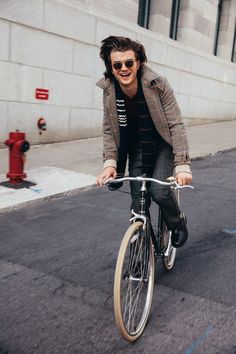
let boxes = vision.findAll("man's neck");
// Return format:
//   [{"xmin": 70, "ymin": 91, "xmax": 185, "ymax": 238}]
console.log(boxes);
[{"xmin": 119, "ymin": 79, "xmax": 138, "ymax": 98}]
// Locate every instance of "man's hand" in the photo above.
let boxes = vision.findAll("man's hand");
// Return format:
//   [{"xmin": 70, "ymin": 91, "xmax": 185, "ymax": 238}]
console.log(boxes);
[
  {"xmin": 96, "ymin": 167, "xmax": 117, "ymax": 187},
  {"xmin": 175, "ymin": 172, "xmax": 192, "ymax": 186}
]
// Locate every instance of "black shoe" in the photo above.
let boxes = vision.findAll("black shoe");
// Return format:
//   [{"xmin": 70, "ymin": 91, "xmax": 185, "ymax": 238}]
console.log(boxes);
[{"xmin": 171, "ymin": 214, "xmax": 188, "ymax": 248}]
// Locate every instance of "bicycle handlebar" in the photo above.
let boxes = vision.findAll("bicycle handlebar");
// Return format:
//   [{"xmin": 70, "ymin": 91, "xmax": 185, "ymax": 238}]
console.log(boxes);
[{"xmin": 106, "ymin": 176, "xmax": 194, "ymax": 190}]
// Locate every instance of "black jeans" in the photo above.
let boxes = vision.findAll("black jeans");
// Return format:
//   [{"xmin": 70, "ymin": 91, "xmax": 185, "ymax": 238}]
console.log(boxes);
[{"xmin": 128, "ymin": 142, "xmax": 181, "ymax": 230}]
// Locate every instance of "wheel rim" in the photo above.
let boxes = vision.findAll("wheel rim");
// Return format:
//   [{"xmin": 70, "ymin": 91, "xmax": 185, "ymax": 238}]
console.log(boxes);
[{"xmin": 116, "ymin": 224, "xmax": 154, "ymax": 338}]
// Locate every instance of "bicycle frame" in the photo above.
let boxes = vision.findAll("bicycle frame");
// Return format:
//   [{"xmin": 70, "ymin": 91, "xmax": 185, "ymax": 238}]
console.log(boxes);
[
  {"xmin": 129, "ymin": 178, "xmax": 169, "ymax": 258},
  {"xmin": 107, "ymin": 176, "xmax": 191, "ymax": 257}
]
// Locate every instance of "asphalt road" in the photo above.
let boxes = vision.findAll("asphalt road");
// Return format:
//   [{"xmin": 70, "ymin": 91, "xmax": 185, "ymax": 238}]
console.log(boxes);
[{"xmin": 0, "ymin": 150, "xmax": 236, "ymax": 354}]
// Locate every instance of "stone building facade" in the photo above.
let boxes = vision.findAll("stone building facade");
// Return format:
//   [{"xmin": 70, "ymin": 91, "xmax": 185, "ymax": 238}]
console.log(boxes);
[{"xmin": 0, "ymin": 0, "xmax": 235, "ymax": 147}]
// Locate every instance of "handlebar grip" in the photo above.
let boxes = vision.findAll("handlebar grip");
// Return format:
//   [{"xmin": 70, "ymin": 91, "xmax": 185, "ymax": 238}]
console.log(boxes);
[{"xmin": 107, "ymin": 180, "xmax": 123, "ymax": 191}]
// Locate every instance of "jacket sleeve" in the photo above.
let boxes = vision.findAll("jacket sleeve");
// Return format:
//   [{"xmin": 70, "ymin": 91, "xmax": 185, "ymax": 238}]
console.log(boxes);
[
  {"xmin": 159, "ymin": 77, "xmax": 192, "ymax": 175},
  {"xmin": 103, "ymin": 92, "xmax": 118, "ymax": 169}
]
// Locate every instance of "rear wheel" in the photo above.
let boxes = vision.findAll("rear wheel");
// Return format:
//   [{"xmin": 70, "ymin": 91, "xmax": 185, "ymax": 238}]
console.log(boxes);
[
  {"xmin": 114, "ymin": 221, "xmax": 155, "ymax": 342},
  {"xmin": 161, "ymin": 220, "xmax": 177, "ymax": 271},
  {"xmin": 161, "ymin": 189, "xmax": 179, "ymax": 271}
]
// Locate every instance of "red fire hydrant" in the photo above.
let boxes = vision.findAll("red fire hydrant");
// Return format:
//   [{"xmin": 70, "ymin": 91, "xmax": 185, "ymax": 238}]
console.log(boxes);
[{"xmin": 5, "ymin": 131, "xmax": 30, "ymax": 184}]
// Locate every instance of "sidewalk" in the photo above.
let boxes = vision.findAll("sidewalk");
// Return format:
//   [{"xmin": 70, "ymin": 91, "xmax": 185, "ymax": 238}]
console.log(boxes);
[{"xmin": 0, "ymin": 120, "xmax": 236, "ymax": 213}]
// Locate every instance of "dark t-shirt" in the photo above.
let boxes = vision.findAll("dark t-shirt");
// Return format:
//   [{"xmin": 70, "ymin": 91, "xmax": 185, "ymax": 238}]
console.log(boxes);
[{"xmin": 123, "ymin": 92, "xmax": 140, "ymax": 146}]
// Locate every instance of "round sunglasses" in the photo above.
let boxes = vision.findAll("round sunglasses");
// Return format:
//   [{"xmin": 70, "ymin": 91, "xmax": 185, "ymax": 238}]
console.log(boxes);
[{"xmin": 112, "ymin": 59, "xmax": 136, "ymax": 70}]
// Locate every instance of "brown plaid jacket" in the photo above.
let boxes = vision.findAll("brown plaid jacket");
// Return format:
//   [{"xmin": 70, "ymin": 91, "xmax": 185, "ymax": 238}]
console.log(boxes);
[{"xmin": 96, "ymin": 65, "xmax": 191, "ymax": 174}]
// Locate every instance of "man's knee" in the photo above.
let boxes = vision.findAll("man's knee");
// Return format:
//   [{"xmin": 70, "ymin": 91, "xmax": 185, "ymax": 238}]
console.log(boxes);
[{"xmin": 150, "ymin": 187, "xmax": 171, "ymax": 205}]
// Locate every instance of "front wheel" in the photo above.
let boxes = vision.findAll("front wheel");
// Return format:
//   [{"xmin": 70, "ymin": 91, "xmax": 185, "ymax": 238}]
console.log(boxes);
[{"xmin": 114, "ymin": 221, "xmax": 155, "ymax": 342}]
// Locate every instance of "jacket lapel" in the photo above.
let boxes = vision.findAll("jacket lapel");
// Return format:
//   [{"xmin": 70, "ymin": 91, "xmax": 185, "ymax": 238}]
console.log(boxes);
[
  {"xmin": 105, "ymin": 84, "xmax": 120, "ymax": 147},
  {"xmin": 141, "ymin": 78, "xmax": 171, "ymax": 145}
]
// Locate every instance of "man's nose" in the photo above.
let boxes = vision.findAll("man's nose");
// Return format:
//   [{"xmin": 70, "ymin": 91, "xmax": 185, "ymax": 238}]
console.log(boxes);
[{"xmin": 120, "ymin": 62, "xmax": 128, "ymax": 69}]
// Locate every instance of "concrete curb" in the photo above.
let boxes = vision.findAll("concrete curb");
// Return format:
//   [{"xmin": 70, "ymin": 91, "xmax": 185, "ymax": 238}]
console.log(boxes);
[
  {"xmin": 1, "ymin": 146, "xmax": 235, "ymax": 214},
  {"xmin": 0, "ymin": 183, "xmax": 98, "ymax": 215},
  {"xmin": 190, "ymin": 146, "xmax": 236, "ymax": 160}
]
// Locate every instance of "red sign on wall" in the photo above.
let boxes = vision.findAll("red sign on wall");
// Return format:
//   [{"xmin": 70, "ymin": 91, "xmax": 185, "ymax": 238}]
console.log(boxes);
[{"xmin": 35, "ymin": 88, "xmax": 49, "ymax": 100}]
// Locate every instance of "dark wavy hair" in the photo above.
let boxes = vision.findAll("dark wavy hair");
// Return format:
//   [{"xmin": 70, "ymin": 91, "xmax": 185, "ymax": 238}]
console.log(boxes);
[{"xmin": 100, "ymin": 36, "xmax": 147, "ymax": 79}]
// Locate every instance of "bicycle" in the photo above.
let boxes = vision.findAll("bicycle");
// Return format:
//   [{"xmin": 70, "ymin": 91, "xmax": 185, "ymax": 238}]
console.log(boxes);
[{"xmin": 106, "ymin": 176, "xmax": 193, "ymax": 342}]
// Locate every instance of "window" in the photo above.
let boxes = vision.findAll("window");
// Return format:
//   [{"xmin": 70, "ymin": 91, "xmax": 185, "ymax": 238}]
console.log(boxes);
[
  {"xmin": 213, "ymin": 0, "xmax": 223, "ymax": 56},
  {"xmin": 169, "ymin": 0, "xmax": 181, "ymax": 40},
  {"xmin": 231, "ymin": 21, "xmax": 236, "ymax": 62},
  {"xmin": 138, "ymin": 0, "xmax": 151, "ymax": 29}
]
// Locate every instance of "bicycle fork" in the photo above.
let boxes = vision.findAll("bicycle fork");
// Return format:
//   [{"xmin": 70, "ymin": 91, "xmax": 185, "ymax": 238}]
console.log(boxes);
[{"xmin": 127, "ymin": 180, "xmax": 153, "ymax": 281}]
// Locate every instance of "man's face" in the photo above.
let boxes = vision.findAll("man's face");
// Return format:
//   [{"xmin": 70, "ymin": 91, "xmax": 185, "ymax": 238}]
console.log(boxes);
[{"xmin": 110, "ymin": 50, "xmax": 140, "ymax": 88}]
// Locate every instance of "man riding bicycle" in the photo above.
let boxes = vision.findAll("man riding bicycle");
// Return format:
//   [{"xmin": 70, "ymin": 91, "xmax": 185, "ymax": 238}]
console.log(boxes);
[{"xmin": 96, "ymin": 36, "xmax": 192, "ymax": 248}]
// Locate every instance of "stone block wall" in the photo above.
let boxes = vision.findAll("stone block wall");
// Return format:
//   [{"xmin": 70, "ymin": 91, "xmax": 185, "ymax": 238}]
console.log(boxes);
[{"xmin": 0, "ymin": 0, "xmax": 235, "ymax": 147}]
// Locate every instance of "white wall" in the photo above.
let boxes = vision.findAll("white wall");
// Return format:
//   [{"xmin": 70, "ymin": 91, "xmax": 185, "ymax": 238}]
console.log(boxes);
[{"xmin": 0, "ymin": 0, "xmax": 235, "ymax": 147}]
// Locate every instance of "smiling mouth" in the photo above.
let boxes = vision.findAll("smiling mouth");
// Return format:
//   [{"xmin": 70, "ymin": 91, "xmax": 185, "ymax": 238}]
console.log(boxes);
[{"xmin": 120, "ymin": 73, "xmax": 131, "ymax": 77}]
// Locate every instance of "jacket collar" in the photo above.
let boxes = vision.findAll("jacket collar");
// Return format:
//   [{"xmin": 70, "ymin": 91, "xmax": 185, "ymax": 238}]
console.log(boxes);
[{"xmin": 96, "ymin": 64, "xmax": 163, "ymax": 91}]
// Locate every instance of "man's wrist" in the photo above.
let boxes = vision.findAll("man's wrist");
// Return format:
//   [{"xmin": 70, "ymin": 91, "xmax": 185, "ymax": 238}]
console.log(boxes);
[
  {"xmin": 104, "ymin": 159, "xmax": 117, "ymax": 169},
  {"xmin": 174, "ymin": 164, "xmax": 192, "ymax": 175}
]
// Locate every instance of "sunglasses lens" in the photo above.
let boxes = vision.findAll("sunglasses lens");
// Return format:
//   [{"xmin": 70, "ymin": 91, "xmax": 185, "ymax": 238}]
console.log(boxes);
[
  {"xmin": 113, "ymin": 62, "xmax": 122, "ymax": 70},
  {"xmin": 125, "ymin": 60, "xmax": 134, "ymax": 68}
]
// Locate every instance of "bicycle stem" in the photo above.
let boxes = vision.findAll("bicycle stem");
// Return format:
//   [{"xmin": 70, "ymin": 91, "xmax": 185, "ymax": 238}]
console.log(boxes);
[{"xmin": 140, "ymin": 180, "xmax": 147, "ymax": 216}]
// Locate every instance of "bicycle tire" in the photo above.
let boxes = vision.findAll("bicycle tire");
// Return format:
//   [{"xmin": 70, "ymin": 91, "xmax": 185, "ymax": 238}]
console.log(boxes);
[
  {"xmin": 114, "ymin": 221, "xmax": 155, "ymax": 342},
  {"xmin": 161, "ymin": 219, "xmax": 177, "ymax": 271}
]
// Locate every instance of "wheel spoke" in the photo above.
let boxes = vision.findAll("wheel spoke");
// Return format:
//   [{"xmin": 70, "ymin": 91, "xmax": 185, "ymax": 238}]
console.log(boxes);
[
  {"xmin": 114, "ymin": 222, "xmax": 154, "ymax": 341},
  {"xmin": 123, "ymin": 275, "xmax": 144, "ymax": 332}
]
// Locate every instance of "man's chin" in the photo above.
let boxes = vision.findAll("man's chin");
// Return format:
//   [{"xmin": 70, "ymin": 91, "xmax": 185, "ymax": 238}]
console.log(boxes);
[{"xmin": 119, "ymin": 79, "xmax": 132, "ymax": 86}]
